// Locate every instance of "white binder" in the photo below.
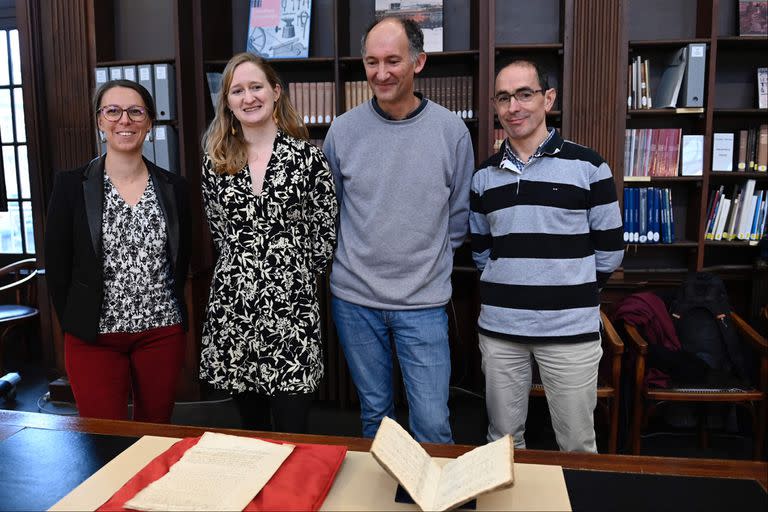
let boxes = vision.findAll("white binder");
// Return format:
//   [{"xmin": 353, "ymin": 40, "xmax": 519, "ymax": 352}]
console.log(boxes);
[
  {"xmin": 680, "ymin": 43, "xmax": 706, "ymax": 108},
  {"xmin": 138, "ymin": 64, "xmax": 155, "ymax": 100},
  {"xmin": 153, "ymin": 63, "xmax": 176, "ymax": 121},
  {"xmin": 95, "ymin": 67, "xmax": 109, "ymax": 91},
  {"xmin": 122, "ymin": 65, "xmax": 138, "ymax": 82},
  {"xmin": 108, "ymin": 66, "xmax": 123, "ymax": 81},
  {"xmin": 142, "ymin": 131, "xmax": 155, "ymax": 162},
  {"xmin": 153, "ymin": 125, "xmax": 178, "ymax": 172}
]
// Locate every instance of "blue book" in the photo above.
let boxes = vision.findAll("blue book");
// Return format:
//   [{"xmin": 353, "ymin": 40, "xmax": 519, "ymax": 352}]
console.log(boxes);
[
  {"xmin": 668, "ymin": 188, "xmax": 676, "ymax": 243},
  {"xmin": 750, "ymin": 191, "xmax": 764, "ymax": 241},
  {"xmin": 649, "ymin": 187, "xmax": 660, "ymax": 243},
  {"xmin": 639, "ymin": 188, "xmax": 648, "ymax": 243},
  {"xmin": 659, "ymin": 189, "xmax": 666, "ymax": 243},
  {"xmin": 623, "ymin": 188, "xmax": 630, "ymax": 242},
  {"xmin": 632, "ymin": 188, "xmax": 640, "ymax": 242}
]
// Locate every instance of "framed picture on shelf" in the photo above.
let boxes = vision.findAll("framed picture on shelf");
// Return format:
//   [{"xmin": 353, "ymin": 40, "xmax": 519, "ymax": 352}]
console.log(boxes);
[
  {"xmin": 247, "ymin": 0, "xmax": 312, "ymax": 59},
  {"xmin": 738, "ymin": 0, "xmax": 768, "ymax": 36},
  {"xmin": 375, "ymin": 0, "xmax": 443, "ymax": 53}
]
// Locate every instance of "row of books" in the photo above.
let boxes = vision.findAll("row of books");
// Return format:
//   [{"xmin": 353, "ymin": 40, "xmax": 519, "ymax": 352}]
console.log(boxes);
[
  {"xmin": 622, "ymin": 187, "xmax": 676, "ymax": 244},
  {"xmin": 95, "ymin": 64, "xmax": 176, "ymax": 121},
  {"xmin": 342, "ymin": 76, "xmax": 475, "ymax": 119},
  {"xmin": 624, "ymin": 128, "xmax": 683, "ymax": 177},
  {"xmin": 288, "ymin": 81, "xmax": 337, "ymax": 125},
  {"xmin": 627, "ymin": 43, "xmax": 706, "ymax": 110},
  {"xmin": 705, "ymin": 180, "xmax": 766, "ymax": 243},
  {"xmin": 414, "ymin": 76, "xmax": 474, "ymax": 119},
  {"xmin": 711, "ymin": 125, "xmax": 768, "ymax": 172},
  {"xmin": 343, "ymin": 81, "xmax": 374, "ymax": 113}
]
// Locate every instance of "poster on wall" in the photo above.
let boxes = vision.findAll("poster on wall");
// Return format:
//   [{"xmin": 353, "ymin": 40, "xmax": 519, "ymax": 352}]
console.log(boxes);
[
  {"xmin": 246, "ymin": 0, "xmax": 312, "ymax": 59},
  {"xmin": 375, "ymin": 1, "xmax": 443, "ymax": 53},
  {"xmin": 738, "ymin": 0, "xmax": 768, "ymax": 36}
]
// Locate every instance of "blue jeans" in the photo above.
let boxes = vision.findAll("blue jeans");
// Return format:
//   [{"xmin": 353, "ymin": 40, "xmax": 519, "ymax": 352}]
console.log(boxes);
[{"xmin": 331, "ymin": 296, "xmax": 453, "ymax": 443}]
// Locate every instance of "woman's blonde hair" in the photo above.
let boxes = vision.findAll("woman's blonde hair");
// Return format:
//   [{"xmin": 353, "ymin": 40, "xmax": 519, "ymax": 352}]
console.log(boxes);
[{"xmin": 203, "ymin": 52, "xmax": 308, "ymax": 175}]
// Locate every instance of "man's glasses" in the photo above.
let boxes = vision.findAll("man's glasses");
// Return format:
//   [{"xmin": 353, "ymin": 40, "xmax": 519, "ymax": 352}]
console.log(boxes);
[
  {"xmin": 492, "ymin": 89, "xmax": 544, "ymax": 107},
  {"xmin": 98, "ymin": 105, "xmax": 148, "ymax": 122}
]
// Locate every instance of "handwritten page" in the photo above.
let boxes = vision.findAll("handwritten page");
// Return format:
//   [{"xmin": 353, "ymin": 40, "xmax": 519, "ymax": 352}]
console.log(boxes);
[
  {"xmin": 370, "ymin": 417, "xmax": 441, "ymax": 510},
  {"xmin": 124, "ymin": 432, "xmax": 294, "ymax": 511},
  {"xmin": 371, "ymin": 417, "xmax": 515, "ymax": 511},
  {"xmin": 434, "ymin": 435, "xmax": 514, "ymax": 511}
]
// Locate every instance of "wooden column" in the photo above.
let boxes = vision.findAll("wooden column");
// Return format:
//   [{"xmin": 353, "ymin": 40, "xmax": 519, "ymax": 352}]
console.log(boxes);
[{"xmin": 567, "ymin": 0, "xmax": 627, "ymax": 175}]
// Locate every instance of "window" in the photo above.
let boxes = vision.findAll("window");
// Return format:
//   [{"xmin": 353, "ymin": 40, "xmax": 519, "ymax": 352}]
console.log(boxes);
[{"xmin": 0, "ymin": 28, "xmax": 33, "ymax": 255}]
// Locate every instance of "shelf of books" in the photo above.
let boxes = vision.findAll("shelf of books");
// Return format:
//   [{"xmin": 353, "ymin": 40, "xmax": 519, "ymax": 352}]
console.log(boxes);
[
  {"xmin": 199, "ymin": 1, "xmax": 481, "ymax": 154},
  {"xmin": 621, "ymin": 0, "xmax": 715, "ymax": 275},
  {"xmin": 704, "ymin": 0, "xmax": 767, "ymax": 270}
]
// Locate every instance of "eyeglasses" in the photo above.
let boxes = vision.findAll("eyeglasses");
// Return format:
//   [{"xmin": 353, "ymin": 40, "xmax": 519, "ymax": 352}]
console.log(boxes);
[
  {"xmin": 492, "ymin": 89, "xmax": 544, "ymax": 107},
  {"xmin": 98, "ymin": 105, "xmax": 148, "ymax": 122}
]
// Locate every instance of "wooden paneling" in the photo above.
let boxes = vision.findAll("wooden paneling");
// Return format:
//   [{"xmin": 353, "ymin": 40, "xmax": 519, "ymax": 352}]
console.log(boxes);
[
  {"xmin": 568, "ymin": 0, "xmax": 627, "ymax": 174},
  {"xmin": 17, "ymin": 0, "xmax": 94, "ymax": 376},
  {"xmin": 39, "ymin": 0, "xmax": 94, "ymax": 169}
]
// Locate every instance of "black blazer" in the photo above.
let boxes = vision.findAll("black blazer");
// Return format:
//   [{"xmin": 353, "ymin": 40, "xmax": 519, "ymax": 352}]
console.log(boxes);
[{"xmin": 44, "ymin": 155, "xmax": 191, "ymax": 342}]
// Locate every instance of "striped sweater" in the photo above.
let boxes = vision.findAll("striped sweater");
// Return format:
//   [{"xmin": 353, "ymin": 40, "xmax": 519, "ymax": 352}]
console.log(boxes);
[{"xmin": 470, "ymin": 130, "xmax": 624, "ymax": 343}]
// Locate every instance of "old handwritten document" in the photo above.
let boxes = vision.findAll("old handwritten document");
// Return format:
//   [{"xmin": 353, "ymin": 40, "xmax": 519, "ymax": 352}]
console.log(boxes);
[
  {"xmin": 370, "ymin": 417, "xmax": 515, "ymax": 511},
  {"xmin": 124, "ymin": 432, "xmax": 294, "ymax": 511}
]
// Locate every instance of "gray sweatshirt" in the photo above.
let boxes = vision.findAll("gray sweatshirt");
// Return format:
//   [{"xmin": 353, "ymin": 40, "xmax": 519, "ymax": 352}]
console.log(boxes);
[{"xmin": 323, "ymin": 99, "xmax": 474, "ymax": 309}]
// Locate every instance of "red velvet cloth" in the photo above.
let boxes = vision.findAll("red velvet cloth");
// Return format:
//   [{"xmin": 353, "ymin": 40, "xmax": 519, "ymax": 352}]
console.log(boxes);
[
  {"xmin": 614, "ymin": 292, "xmax": 681, "ymax": 388},
  {"xmin": 98, "ymin": 435, "xmax": 347, "ymax": 511}
]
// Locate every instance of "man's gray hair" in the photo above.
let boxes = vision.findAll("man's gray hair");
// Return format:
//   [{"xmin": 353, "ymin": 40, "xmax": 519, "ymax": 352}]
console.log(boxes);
[{"xmin": 361, "ymin": 16, "xmax": 424, "ymax": 62}]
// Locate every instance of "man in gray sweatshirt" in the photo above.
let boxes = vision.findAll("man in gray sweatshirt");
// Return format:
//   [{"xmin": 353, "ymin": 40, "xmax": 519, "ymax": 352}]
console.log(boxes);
[{"xmin": 323, "ymin": 16, "xmax": 474, "ymax": 443}]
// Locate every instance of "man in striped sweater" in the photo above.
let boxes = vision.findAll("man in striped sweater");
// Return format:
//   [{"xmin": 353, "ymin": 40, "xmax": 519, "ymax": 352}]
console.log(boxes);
[{"xmin": 470, "ymin": 59, "xmax": 624, "ymax": 452}]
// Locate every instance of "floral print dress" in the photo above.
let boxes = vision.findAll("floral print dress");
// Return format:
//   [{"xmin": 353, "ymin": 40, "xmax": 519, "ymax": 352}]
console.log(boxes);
[{"xmin": 200, "ymin": 131, "xmax": 337, "ymax": 395}]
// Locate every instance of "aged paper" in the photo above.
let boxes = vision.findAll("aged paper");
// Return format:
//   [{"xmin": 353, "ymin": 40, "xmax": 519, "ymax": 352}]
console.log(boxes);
[
  {"xmin": 370, "ymin": 417, "xmax": 515, "ymax": 511},
  {"xmin": 370, "ymin": 417, "xmax": 441, "ymax": 508},
  {"xmin": 434, "ymin": 436, "xmax": 514, "ymax": 511},
  {"xmin": 123, "ymin": 432, "xmax": 294, "ymax": 511},
  {"xmin": 49, "ymin": 436, "xmax": 571, "ymax": 512}
]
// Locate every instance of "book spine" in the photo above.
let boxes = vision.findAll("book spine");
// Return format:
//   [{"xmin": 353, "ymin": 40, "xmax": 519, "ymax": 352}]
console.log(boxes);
[
  {"xmin": 639, "ymin": 187, "xmax": 648, "ymax": 243},
  {"xmin": 750, "ymin": 191, "xmax": 763, "ymax": 241},
  {"xmin": 747, "ymin": 128, "xmax": 756, "ymax": 171},
  {"xmin": 633, "ymin": 187, "xmax": 640, "ymax": 242},
  {"xmin": 644, "ymin": 58, "xmax": 652, "ymax": 109},
  {"xmin": 704, "ymin": 186, "xmax": 723, "ymax": 239},
  {"xmin": 667, "ymin": 188, "xmax": 675, "ymax": 243},
  {"xmin": 757, "ymin": 124, "xmax": 768, "ymax": 172},
  {"xmin": 737, "ymin": 129, "xmax": 748, "ymax": 171},
  {"xmin": 650, "ymin": 187, "xmax": 659, "ymax": 242}
]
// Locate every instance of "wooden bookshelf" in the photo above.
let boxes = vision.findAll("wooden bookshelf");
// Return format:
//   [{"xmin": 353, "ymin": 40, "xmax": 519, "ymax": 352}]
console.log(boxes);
[{"xmin": 20, "ymin": 0, "xmax": 766, "ymax": 399}]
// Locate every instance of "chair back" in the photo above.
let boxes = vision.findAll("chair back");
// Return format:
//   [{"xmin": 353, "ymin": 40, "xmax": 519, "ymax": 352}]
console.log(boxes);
[{"xmin": 0, "ymin": 258, "xmax": 38, "ymax": 306}]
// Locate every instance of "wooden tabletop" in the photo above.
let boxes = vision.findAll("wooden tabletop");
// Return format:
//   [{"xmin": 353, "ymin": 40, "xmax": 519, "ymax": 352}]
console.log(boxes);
[{"xmin": 1, "ymin": 409, "xmax": 766, "ymax": 490}]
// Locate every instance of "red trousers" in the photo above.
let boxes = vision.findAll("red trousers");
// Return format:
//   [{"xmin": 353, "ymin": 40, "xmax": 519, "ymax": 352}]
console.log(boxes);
[{"xmin": 64, "ymin": 324, "xmax": 185, "ymax": 423}]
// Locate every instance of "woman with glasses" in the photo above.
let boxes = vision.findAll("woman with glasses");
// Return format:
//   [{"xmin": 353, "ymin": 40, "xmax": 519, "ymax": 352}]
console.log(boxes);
[
  {"xmin": 44, "ymin": 79, "xmax": 190, "ymax": 422},
  {"xmin": 200, "ymin": 53, "xmax": 337, "ymax": 433}
]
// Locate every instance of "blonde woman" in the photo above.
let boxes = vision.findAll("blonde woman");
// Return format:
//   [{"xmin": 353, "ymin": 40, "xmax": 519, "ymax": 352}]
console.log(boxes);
[{"xmin": 200, "ymin": 53, "xmax": 337, "ymax": 433}]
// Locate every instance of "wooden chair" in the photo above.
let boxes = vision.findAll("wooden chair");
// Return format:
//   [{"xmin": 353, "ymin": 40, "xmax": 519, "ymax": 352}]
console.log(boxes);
[
  {"xmin": 625, "ymin": 312, "xmax": 767, "ymax": 460},
  {"xmin": 530, "ymin": 310, "xmax": 624, "ymax": 453},
  {"xmin": 0, "ymin": 258, "xmax": 39, "ymax": 373}
]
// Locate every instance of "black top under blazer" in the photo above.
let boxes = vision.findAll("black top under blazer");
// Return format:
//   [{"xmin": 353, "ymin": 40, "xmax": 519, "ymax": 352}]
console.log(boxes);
[{"xmin": 44, "ymin": 155, "xmax": 191, "ymax": 342}]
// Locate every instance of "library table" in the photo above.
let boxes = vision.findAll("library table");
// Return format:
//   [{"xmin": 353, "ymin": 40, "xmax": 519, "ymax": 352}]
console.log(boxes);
[{"xmin": 0, "ymin": 409, "xmax": 765, "ymax": 511}]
